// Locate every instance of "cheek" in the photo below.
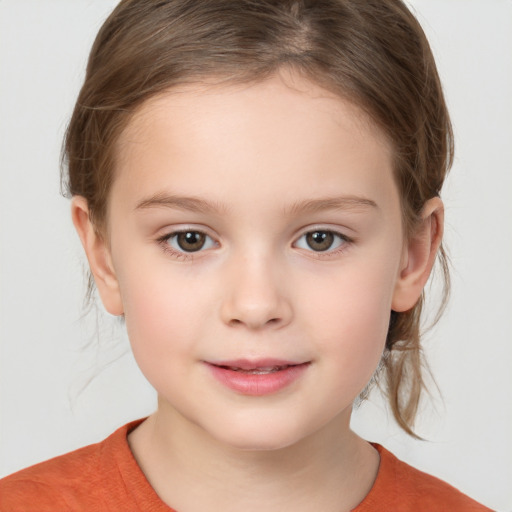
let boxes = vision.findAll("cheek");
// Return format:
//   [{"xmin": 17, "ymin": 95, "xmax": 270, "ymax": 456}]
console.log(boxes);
[
  {"xmin": 297, "ymin": 256, "xmax": 398, "ymax": 377},
  {"xmin": 116, "ymin": 260, "xmax": 216, "ymax": 378}
]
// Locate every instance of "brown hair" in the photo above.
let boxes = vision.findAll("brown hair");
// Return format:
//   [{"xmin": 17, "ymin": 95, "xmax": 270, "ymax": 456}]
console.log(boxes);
[{"xmin": 63, "ymin": 0, "xmax": 453, "ymax": 437}]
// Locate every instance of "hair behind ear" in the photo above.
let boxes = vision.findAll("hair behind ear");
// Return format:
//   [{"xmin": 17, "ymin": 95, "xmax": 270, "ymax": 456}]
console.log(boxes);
[{"xmin": 383, "ymin": 199, "xmax": 449, "ymax": 437}]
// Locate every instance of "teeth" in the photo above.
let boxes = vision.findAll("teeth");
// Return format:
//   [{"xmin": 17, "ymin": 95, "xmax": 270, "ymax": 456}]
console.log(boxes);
[{"xmin": 227, "ymin": 365, "xmax": 289, "ymax": 373}]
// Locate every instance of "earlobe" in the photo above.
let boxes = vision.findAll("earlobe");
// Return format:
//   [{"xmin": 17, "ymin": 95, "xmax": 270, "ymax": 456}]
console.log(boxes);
[
  {"xmin": 392, "ymin": 197, "xmax": 444, "ymax": 312},
  {"xmin": 71, "ymin": 197, "xmax": 124, "ymax": 316}
]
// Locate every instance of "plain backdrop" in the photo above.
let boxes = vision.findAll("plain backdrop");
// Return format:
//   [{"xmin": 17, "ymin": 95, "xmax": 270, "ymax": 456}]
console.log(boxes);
[{"xmin": 0, "ymin": 1, "xmax": 511, "ymax": 510}]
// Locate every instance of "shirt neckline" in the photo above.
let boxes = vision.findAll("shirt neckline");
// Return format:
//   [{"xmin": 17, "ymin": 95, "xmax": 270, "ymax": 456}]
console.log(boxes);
[{"xmin": 107, "ymin": 418, "xmax": 391, "ymax": 512}]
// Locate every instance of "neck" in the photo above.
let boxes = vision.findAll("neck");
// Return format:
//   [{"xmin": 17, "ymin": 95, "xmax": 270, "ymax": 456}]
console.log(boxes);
[{"xmin": 128, "ymin": 406, "xmax": 379, "ymax": 512}]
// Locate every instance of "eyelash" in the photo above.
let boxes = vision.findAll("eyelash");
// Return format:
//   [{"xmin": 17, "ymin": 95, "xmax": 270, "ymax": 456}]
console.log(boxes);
[
  {"xmin": 157, "ymin": 229, "xmax": 216, "ymax": 260},
  {"xmin": 295, "ymin": 229, "xmax": 352, "ymax": 258},
  {"xmin": 157, "ymin": 228, "xmax": 353, "ymax": 261}
]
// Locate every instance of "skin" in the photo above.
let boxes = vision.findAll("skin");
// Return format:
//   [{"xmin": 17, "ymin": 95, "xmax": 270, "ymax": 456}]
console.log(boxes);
[{"xmin": 72, "ymin": 72, "xmax": 443, "ymax": 512}]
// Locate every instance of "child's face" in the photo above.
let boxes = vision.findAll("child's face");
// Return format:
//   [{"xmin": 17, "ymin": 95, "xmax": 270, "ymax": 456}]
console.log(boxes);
[{"xmin": 91, "ymin": 74, "xmax": 413, "ymax": 450}]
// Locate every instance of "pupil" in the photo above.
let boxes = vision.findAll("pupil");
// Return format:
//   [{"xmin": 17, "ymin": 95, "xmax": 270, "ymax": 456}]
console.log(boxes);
[
  {"xmin": 177, "ymin": 232, "xmax": 205, "ymax": 252},
  {"xmin": 307, "ymin": 231, "xmax": 333, "ymax": 251}
]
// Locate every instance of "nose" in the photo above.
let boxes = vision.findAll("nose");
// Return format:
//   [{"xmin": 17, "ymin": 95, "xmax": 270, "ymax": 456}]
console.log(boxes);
[{"xmin": 219, "ymin": 254, "xmax": 293, "ymax": 330}]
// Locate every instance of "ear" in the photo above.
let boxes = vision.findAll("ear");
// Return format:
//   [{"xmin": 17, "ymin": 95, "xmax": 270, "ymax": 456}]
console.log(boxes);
[
  {"xmin": 392, "ymin": 197, "xmax": 444, "ymax": 312},
  {"xmin": 71, "ymin": 196, "xmax": 124, "ymax": 316}
]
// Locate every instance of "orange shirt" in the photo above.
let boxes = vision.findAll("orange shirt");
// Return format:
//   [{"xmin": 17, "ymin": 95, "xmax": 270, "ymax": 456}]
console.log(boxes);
[{"xmin": 0, "ymin": 419, "xmax": 492, "ymax": 511}]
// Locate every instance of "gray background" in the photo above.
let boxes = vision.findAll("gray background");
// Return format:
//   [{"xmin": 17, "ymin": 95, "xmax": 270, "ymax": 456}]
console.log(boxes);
[{"xmin": 1, "ymin": 1, "xmax": 511, "ymax": 510}]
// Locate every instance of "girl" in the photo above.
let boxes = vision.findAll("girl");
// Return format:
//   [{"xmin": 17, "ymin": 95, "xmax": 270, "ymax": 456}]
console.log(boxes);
[{"xmin": 0, "ymin": 1, "xmax": 498, "ymax": 510}]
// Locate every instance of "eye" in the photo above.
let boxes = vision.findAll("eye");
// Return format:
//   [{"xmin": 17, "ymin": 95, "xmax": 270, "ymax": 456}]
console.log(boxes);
[
  {"xmin": 164, "ymin": 230, "xmax": 216, "ymax": 253},
  {"xmin": 294, "ymin": 230, "xmax": 348, "ymax": 253}
]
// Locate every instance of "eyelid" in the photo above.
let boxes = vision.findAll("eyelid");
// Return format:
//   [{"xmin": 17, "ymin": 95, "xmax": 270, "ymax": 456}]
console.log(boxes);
[{"xmin": 156, "ymin": 223, "xmax": 218, "ymax": 241}]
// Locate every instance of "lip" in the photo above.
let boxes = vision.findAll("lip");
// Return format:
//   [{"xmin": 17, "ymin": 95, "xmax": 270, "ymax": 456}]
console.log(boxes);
[{"xmin": 205, "ymin": 358, "xmax": 310, "ymax": 396}]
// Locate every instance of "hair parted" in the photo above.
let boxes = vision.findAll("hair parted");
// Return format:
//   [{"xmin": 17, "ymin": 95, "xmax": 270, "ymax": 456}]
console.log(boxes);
[{"xmin": 62, "ymin": 0, "xmax": 453, "ymax": 437}]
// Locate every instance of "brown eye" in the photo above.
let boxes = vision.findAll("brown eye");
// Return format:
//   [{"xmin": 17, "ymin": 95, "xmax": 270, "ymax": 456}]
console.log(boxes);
[
  {"xmin": 161, "ymin": 229, "xmax": 216, "ymax": 257},
  {"xmin": 294, "ymin": 229, "xmax": 348, "ymax": 254},
  {"xmin": 305, "ymin": 231, "xmax": 334, "ymax": 251},
  {"xmin": 175, "ymin": 231, "xmax": 207, "ymax": 252}
]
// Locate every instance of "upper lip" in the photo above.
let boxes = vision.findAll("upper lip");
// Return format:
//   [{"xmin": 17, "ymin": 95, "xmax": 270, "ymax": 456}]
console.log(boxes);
[{"xmin": 206, "ymin": 358, "xmax": 308, "ymax": 370}]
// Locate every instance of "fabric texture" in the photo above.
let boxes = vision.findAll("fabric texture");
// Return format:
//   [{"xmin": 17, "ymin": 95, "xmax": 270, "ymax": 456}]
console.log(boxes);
[{"xmin": 0, "ymin": 419, "xmax": 492, "ymax": 511}]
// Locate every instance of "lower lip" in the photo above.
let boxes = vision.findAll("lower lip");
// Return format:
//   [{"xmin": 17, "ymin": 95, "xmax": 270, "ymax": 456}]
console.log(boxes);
[{"xmin": 206, "ymin": 363, "xmax": 310, "ymax": 396}]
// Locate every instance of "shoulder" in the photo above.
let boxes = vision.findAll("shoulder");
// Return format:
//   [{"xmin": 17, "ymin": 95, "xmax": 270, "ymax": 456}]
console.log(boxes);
[
  {"xmin": 355, "ymin": 444, "xmax": 493, "ymax": 512},
  {"xmin": 0, "ymin": 441, "xmax": 104, "ymax": 511},
  {"xmin": 0, "ymin": 419, "xmax": 146, "ymax": 512}
]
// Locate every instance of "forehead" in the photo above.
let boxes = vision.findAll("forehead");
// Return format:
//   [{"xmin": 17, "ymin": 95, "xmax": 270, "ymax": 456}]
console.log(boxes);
[
  {"xmin": 112, "ymin": 73, "xmax": 396, "ymax": 214},
  {"xmin": 118, "ymin": 72, "xmax": 390, "ymax": 158}
]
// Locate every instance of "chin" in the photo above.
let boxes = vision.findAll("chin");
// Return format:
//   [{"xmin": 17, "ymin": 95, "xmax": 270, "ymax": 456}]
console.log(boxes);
[
  {"xmin": 208, "ymin": 418, "xmax": 315, "ymax": 453},
  {"xmin": 220, "ymin": 433, "xmax": 302, "ymax": 452}
]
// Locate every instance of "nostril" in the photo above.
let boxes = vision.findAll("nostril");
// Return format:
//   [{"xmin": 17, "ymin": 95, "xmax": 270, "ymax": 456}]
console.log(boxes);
[{"xmin": 228, "ymin": 316, "xmax": 281, "ymax": 328}]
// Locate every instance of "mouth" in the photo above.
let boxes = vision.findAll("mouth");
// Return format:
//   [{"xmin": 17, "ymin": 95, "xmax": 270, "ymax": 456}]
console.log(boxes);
[{"xmin": 205, "ymin": 359, "xmax": 310, "ymax": 396}]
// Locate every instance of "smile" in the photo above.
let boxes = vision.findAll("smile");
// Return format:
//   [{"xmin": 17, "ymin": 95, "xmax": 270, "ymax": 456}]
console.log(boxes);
[{"xmin": 205, "ymin": 359, "xmax": 310, "ymax": 396}]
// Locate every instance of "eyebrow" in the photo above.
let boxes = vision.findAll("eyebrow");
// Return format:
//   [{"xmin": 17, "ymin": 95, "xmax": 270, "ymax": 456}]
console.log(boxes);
[
  {"xmin": 284, "ymin": 196, "xmax": 379, "ymax": 216},
  {"xmin": 135, "ymin": 193, "xmax": 378, "ymax": 215},
  {"xmin": 135, "ymin": 193, "xmax": 227, "ymax": 214}
]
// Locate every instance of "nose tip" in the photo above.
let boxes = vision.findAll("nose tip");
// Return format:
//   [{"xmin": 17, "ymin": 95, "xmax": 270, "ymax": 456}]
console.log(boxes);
[{"xmin": 219, "ymin": 262, "xmax": 293, "ymax": 330}]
